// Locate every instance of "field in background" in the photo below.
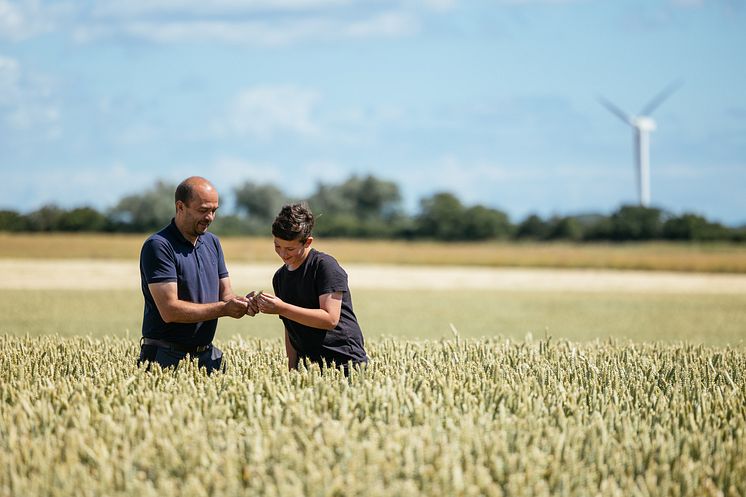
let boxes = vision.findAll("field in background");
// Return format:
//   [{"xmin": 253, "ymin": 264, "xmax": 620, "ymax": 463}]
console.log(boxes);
[
  {"xmin": 2, "ymin": 232, "xmax": 745, "ymax": 346},
  {"xmin": 2, "ymin": 233, "xmax": 746, "ymax": 272},
  {"xmin": 2, "ymin": 289, "xmax": 745, "ymax": 346},
  {"xmin": 2, "ymin": 335, "xmax": 743, "ymax": 497}
]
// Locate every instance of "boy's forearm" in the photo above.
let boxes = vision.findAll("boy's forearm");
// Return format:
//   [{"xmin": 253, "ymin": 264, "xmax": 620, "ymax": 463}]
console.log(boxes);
[{"xmin": 279, "ymin": 303, "xmax": 338, "ymax": 330}]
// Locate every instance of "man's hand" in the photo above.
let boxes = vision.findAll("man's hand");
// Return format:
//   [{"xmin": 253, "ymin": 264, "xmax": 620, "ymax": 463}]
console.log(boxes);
[
  {"xmin": 223, "ymin": 298, "xmax": 249, "ymax": 319},
  {"xmin": 244, "ymin": 292, "xmax": 260, "ymax": 317}
]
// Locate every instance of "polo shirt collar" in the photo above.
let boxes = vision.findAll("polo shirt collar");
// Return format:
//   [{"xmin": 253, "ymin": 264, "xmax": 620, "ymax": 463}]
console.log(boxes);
[{"xmin": 167, "ymin": 218, "xmax": 202, "ymax": 247}]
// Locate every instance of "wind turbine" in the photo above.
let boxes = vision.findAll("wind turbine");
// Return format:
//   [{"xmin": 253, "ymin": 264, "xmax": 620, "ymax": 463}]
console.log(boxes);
[{"xmin": 599, "ymin": 80, "xmax": 682, "ymax": 207}]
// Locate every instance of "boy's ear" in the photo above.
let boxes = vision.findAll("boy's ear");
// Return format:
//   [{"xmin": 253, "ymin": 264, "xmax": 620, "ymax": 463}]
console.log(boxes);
[{"xmin": 304, "ymin": 236, "xmax": 314, "ymax": 248}]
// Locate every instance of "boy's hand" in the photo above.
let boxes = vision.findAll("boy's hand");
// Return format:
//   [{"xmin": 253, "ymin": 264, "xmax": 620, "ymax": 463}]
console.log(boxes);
[{"xmin": 256, "ymin": 292, "xmax": 283, "ymax": 315}]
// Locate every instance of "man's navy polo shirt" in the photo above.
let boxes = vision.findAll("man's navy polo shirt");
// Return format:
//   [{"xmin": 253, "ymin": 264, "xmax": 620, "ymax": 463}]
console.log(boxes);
[{"xmin": 140, "ymin": 219, "xmax": 229, "ymax": 346}]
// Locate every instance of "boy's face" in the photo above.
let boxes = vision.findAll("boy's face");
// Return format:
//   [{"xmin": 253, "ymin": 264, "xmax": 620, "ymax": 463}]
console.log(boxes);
[{"xmin": 273, "ymin": 236, "xmax": 312, "ymax": 270}]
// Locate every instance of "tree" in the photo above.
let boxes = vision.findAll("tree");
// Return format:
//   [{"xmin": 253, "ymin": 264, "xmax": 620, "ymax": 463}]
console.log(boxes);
[
  {"xmin": 545, "ymin": 216, "xmax": 583, "ymax": 241},
  {"xmin": 25, "ymin": 205, "xmax": 65, "ymax": 232},
  {"xmin": 415, "ymin": 193, "xmax": 512, "ymax": 241},
  {"xmin": 0, "ymin": 210, "xmax": 27, "ymax": 232},
  {"xmin": 209, "ymin": 214, "xmax": 258, "ymax": 236},
  {"xmin": 58, "ymin": 207, "xmax": 108, "ymax": 232},
  {"xmin": 349, "ymin": 175, "xmax": 402, "ymax": 220},
  {"xmin": 233, "ymin": 182, "xmax": 288, "ymax": 224},
  {"xmin": 415, "ymin": 192, "xmax": 466, "ymax": 240},
  {"xmin": 608, "ymin": 205, "xmax": 665, "ymax": 241},
  {"xmin": 462, "ymin": 205, "xmax": 512, "ymax": 240},
  {"xmin": 309, "ymin": 175, "xmax": 404, "ymax": 238},
  {"xmin": 308, "ymin": 182, "xmax": 353, "ymax": 217},
  {"xmin": 663, "ymin": 213, "xmax": 729, "ymax": 241},
  {"xmin": 515, "ymin": 214, "xmax": 548, "ymax": 240},
  {"xmin": 583, "ymin": 217, "xmax": 614, "ymax": 241},
  {"xmin": 309, "ymin": 175, "xmax": 402, "ymax": 220},
  {"xmin": 109, "ymin": 181, "xmax": 176, "ymax": 232}
]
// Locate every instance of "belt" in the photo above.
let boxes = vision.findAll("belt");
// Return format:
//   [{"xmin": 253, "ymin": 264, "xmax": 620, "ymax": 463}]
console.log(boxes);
[{"xmin": 141, "ymin": 337, "xmax": 211, "ymax": 354}]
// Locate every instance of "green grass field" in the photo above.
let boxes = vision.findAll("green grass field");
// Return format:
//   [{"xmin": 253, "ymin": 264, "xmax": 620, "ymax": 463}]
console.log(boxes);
[{"xmin": 2, "ymin": 289, "xmax": 745, "ymax": 346}]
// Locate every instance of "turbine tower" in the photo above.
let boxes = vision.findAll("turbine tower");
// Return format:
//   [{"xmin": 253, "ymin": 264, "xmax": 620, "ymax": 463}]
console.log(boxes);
[{"xmin": 599, "ymin": 81, "xmax": 682, "ymax": 207}]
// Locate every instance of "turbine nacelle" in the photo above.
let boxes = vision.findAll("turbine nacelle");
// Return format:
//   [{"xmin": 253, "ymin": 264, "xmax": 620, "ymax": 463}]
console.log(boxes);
[{"xmin": 633, "ymin": 116, "xmax": 656, "ymax": 132}]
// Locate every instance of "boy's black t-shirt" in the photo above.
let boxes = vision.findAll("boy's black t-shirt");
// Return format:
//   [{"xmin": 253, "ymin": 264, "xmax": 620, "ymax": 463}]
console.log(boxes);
[{"xmin": 272, "ymin": 248, "xmax": 368, "ymax": 365}]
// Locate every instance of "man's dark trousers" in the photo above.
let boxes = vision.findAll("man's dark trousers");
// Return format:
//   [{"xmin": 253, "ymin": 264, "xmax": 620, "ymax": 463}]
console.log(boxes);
[{"xmin": 138, "ymin": 343, "xmax": 224, "ymax": 374}]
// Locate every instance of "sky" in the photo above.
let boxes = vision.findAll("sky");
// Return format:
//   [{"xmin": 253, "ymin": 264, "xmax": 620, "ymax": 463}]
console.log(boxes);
[{"xmin": 1, "ymin": 0, "xmax": 745, "ymax": 225}]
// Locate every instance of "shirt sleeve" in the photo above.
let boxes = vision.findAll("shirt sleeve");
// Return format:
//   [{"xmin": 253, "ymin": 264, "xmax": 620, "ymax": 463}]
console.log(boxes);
[
  {"xmin": 315, "ymin": 256, "xmax": 348, "ymax": 296},
  {"xmin": 141, "ymin": 237, "xmax": 177, "ymax": 284},
  {"xmin": 215, "ymin": 236, "xmax": 229, "ymax": 279},
  {"xmin": 272, "ymin": 270, "xmax": 284, "ymax": 321}
]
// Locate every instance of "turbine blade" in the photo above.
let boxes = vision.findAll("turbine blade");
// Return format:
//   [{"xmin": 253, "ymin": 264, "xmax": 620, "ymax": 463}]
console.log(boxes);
[
  {"xmin": 641, "ymin": 79, "xmax": 683, "ymax": 116},
  {"xmin": 598, "ymin": 97, "xmax": 633, "ymax": 125}
]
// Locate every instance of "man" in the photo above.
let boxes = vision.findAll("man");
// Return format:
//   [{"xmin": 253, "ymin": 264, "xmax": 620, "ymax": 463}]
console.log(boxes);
[{"xmin": 138, "ymin": 176, "xmax": 253, "ymax": 373}]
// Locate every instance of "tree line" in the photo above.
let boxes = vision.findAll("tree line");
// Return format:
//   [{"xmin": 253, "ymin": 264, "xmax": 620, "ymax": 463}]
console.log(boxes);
[{"xmin": 1, "ymin": 176, "xmax": 743, "ymax": 242}]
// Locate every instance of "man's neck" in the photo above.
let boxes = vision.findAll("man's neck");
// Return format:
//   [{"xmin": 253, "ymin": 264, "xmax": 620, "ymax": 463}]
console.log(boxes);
[{"xmin": 175, "ymin": 220, "xmax": 198, "ymax": 246}]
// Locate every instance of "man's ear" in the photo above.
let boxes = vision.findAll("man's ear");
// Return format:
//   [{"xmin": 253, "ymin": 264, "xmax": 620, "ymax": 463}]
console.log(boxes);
[
  {"xmin": 304, "ymin": 236, "xmax": 314, "ymax": 248},
  {"xmin": 175, "ymin": 200, "xmax": 185, "ymax": 213}
]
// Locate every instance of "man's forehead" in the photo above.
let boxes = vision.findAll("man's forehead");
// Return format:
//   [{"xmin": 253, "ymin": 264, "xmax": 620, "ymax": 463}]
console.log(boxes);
[
  {"xmin": 190, "ymin": 187, "xmax": 219, "ymax": 204},
  {"xmin": 193, "ymin": 199, "xmax": 219, "ymax": 208}
]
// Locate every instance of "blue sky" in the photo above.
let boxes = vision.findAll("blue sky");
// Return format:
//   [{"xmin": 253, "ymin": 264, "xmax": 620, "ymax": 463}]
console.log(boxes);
[{"xmin": 1, "ymin": 0, "xmax": 745, "ymax": 225}]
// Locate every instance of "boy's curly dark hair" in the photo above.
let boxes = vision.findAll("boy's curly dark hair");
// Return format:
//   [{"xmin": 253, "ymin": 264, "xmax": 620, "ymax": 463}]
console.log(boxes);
[{"xmin": 272, "ymin": 203, "xmax": 315, "ymax": 242}]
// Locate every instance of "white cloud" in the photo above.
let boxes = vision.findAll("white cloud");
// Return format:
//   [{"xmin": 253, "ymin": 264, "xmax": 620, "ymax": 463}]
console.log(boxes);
[
  {"xmin": 0, "ymin": 0, "xmax": 587, "ymax": 45},
  {"xmin": 0, "ymin": 54, "xmax": 59, "ymax": 134},
  {"xmin": 0, "ymin": 1, "xmax": 25, "ymax": 40},
  {"xmin": 218, "ymin": 85, "xmax": 322, "ymax": 141},
  {"xmin": 0, "ymin": 55, "xmax": 20, "ymax": 102},
  {"xmin": 91, "ymin": 0, "xmax": 351, "ymax": 18},
  {"xmin": 0, "ymin": 0, "xmax": 62, "ymax": 41},
  {"xmin": 73, "ymin": 10, "xmax": 417, "ymax": 46}
]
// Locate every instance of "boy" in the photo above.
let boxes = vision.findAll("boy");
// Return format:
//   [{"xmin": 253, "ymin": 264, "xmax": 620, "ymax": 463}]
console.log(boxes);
[{"xmin": 254, "ymin": 203, "xmax": 368, "ymax": 373}]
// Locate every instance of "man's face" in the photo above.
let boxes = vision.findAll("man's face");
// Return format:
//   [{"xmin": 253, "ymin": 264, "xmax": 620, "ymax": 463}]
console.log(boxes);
[{"xmin": 177, "ymin": 186, "xmax": 219, "ymax": 239}]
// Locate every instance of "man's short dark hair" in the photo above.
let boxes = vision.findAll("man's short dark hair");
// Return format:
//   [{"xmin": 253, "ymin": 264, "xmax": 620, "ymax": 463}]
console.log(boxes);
[{"xmin": 175, "ymin": 180, "xmax": 194, "ymax": 205}]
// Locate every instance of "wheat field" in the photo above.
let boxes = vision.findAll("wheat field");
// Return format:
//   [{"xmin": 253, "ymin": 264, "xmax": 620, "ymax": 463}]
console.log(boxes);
[
  {"xmin": 2, "ymin": 235, "xmax": 745, "ymax": 496},
  {"xmin": 1, "ymin": 335, "xmax": 743, "ymax": 497},
  {"xmin": 2, "ymin": 233, "xmax": 746, "ymax": 272}
]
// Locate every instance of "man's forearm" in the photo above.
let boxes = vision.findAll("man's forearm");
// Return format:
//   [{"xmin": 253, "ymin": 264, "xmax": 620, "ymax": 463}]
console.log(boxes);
[{"xmin": 160, "ymin": 300, "xmax": 228, "ymax": 324}]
